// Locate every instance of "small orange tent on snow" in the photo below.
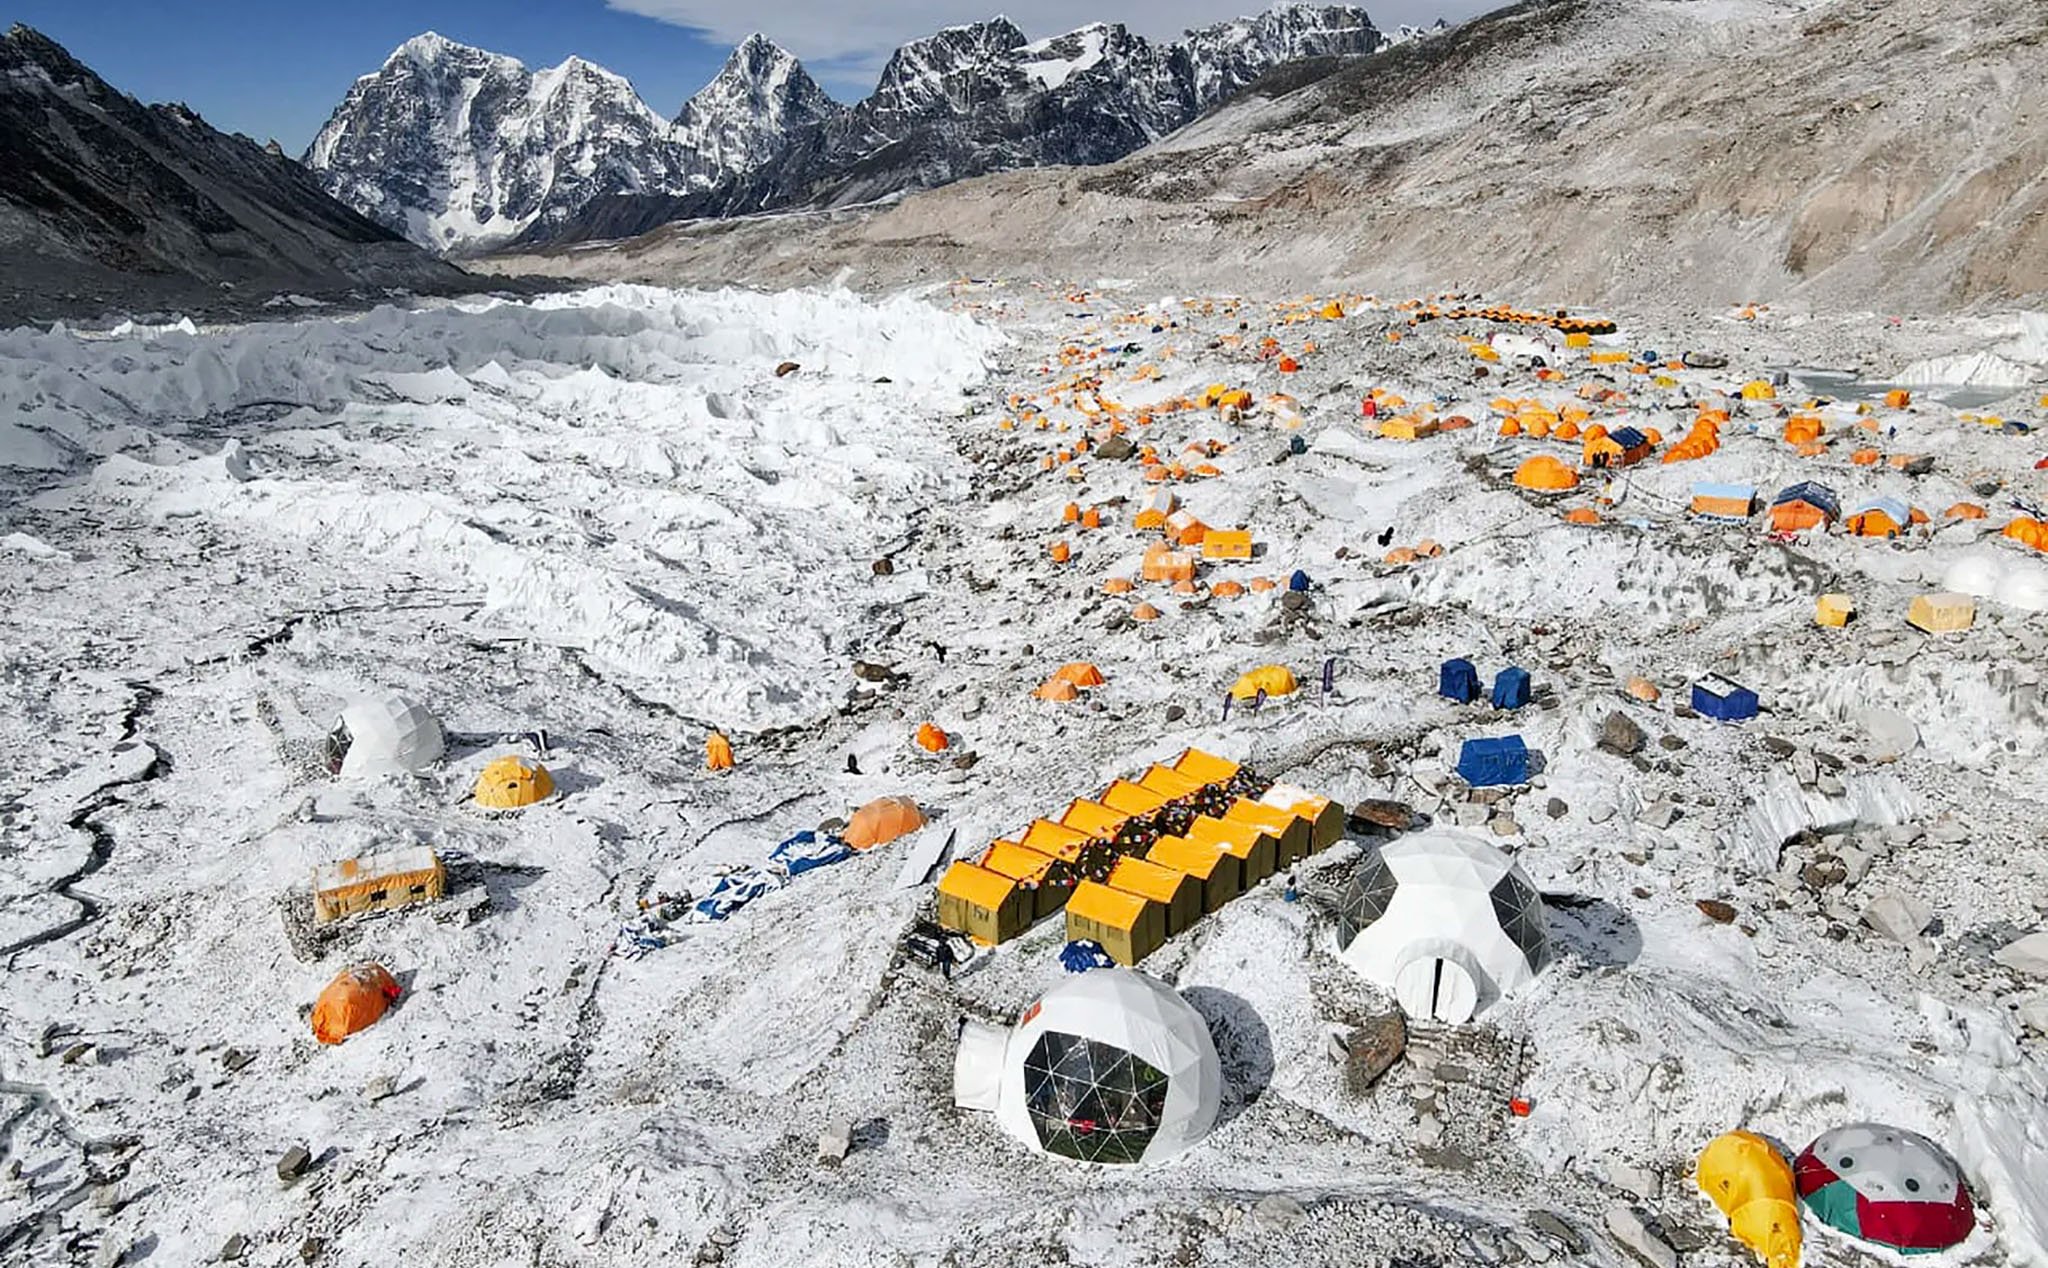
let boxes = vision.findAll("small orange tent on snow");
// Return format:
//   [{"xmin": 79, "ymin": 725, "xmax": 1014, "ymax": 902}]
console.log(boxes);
[
  {"xmin": 312, "ymin": 963, "xmax": 402, "ymax": 1045},
  {"xmin": 845, "ymin": 796, "xmax": 926, "ymax": 850}
]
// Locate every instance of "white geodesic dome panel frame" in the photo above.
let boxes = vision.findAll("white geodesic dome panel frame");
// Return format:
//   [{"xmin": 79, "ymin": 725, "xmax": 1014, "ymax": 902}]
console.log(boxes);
[
  {"xmin": 1335, "ymin": 830, "xmax": 1547, "ymax": 1022},
  {"xmin": 336, "ymin": 694, "xmax": 445, "ymax": 779},
  {"xmin": 969, "ymin": 968, "xmax": 1221, "ymax": 1165},
  {"xmin": 1804, "ymin": 1124, "xmax": 1964, "ymax": 1205}
]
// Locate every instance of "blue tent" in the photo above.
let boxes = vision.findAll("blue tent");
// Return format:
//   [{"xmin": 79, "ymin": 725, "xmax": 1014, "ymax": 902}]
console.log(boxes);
[
  {"xmin": 1288, "ymin": 569, "xmax": 1313, "ymax": 592},
  {"xmin": 1458, "ymin": 736, "xmax": 1529, "ymax": 787},
  {"xmin": 1439, "ymin": 657, "xmax": 1480, "ymax": 703},
  {"xmin": 1692, "ymin": 674, "xmax": 1758, "ymax": 722},
  {"xmin": 1490, "ymin": 667, "xmax": 1531, "ymax": 710},
  {"xmin": 1771, "ymin": 480, "xmax": 1840, "ymax": 519}
]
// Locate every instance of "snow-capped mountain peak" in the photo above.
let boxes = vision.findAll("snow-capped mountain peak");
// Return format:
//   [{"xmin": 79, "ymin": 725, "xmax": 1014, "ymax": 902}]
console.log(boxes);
[
  {"xmin": 307, "ymin": 6, "xmax": 1396, "ymax": 254},
  {"xmin": 306, "ymin": 32, "xmax": 702, "ymax": 254},
  {"xmin": 672, "ymin": 33, "xmax": 838, "ymax": 175}
]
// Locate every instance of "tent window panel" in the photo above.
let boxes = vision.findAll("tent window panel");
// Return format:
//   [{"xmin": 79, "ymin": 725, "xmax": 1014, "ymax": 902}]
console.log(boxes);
[
  {"xmin": 410, "ymin": 884, "xmax": 427, "ymax": 895},
  {"xmin": 1022, "ymin": 1031, "xmax": 1170, "ymax": 1165},
  {"xmin": 369, "ymin": 889, "xmax": 387, "ymax": 903},
  {"xmin": 1338, "ymin": 850, "xmax": 1400, "ymax": 943}
]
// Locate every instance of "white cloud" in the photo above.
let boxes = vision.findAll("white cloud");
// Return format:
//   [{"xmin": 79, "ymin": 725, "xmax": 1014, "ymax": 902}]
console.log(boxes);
[{"xmin": 608, "ymin": 0, "xmax": 1496, "ymax": 97}]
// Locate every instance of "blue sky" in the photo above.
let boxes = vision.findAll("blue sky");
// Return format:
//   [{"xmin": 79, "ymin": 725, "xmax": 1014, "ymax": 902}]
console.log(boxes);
[{"xmin": 7, "ymin": 0, "xmax": 1495, "ymax": 154}]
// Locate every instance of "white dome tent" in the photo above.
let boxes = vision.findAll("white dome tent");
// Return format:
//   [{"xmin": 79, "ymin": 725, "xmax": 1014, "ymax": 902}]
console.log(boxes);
[
  {"xmin": 953, "ymin": 968, "xmax": 1222, "ymax": 1165},
  {"xmin": 326, "ymin": 694, "xmax": 444, "ymax": 779},
  {"xmin": 1334, "ymin": 831, "xmax": 1547, "ymax": 1023}
]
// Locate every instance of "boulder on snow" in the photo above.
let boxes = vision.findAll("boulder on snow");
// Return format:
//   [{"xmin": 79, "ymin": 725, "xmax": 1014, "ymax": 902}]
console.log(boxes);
[
  {"xmin": 1861, "ymin": 892, "xmax": 1932, "ymax": 944},
  {"xmin": 773, "ymin": 361, "xmax": 800, "ymax": 378},
  {"xmin": 1995, "ymin": 931, "xmax": 2048, "ymax": 978},
  {"xmin": 1599, "ymin": 711, "xmax": 1646, "ymax": 756}
]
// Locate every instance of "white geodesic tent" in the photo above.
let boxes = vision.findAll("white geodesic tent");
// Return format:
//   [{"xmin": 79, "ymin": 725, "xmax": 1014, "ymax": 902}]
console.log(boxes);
[
  {"xmin": 330, "ymin": 694, "xmax": 444, "ymax": 779},
  {"xmin": 952, "ymin": 968, "xmax": 1222, "ymax": 1165},
  {"xmin": 1942, "ymin": 552, "xmax": 2048, "ymax": 612},
  {"xmin": 1335, "ymin": 831, "xmax": 1547, "ymax": 1023}
]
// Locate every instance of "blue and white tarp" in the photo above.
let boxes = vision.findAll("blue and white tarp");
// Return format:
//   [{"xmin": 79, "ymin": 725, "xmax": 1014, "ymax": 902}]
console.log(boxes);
[{"xmin": 613, "ymin": 828, "xmax": 856, "ymax": 958}]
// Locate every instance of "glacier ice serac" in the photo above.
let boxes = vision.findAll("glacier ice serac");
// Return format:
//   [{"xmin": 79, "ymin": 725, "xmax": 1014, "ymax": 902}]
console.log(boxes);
[{"xmin": 304, "ymin": 6, "xmax": 1393, "ymax": 254}]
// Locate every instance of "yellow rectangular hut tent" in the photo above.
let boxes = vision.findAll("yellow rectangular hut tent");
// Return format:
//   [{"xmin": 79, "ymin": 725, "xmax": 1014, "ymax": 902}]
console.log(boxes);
[
  {"xmin": 1065, "ymin": 879, "xmax": 1167, "ymax": 966},
  {"xmin": 1108, "ymin": 856, "xmax": 1204, "ymax": 935},
  {"xmin": 1186, "ymin": 814, "xmax": 1279, "ymax": 884},
  {"xmin": 1099, "ymin": 780, "xmax": 1171, "ymax": 819},
  {"xmin": 1170, "ymin": 748, "xmax": 1240, "ymax": 786},
  {"xmin": 979, "ymin": 840, "xmax": 1069, "ymax": 919},
  {"xmin": 1147, "ymin": 835, "xmax": 1242, "ymax": 912},
  {"xmin": 936, "ymin": 861, "xmax": 1033, "ymax": 945},
  {"xmin": 1257, "ymin": 784, "xmax": 1346, "ymax": 852},
  {"xmin": 1226, "ymin": 798, "xmax": 1312, "ymax": 867},
  {"xmin": 1202, "ymin": 530, "xmax": 1254, "ymax": 561},
  {"xmin": 313, "ymin": 847, "xmax": 446, "ymax": 925}
]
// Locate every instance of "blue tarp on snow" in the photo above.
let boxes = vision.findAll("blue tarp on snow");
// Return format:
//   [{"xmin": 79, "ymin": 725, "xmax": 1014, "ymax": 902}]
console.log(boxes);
[
  {"xmin": 769, "ymin": 830, "xmax": 854, "ymax": 877},
  {"xmin": 1061, "ymin": 940, "xmax": 1116, "ymax": 973}
]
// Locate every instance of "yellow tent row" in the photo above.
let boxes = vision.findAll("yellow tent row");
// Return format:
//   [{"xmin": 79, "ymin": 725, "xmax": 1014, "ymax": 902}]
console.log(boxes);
[{"xmin": 934, "ymin": 753, "xmax": 1345, "ymax": 964}]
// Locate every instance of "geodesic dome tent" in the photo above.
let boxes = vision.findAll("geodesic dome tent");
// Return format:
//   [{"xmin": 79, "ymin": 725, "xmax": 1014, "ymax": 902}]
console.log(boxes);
[
  {"xmin": 327, "ymin": 694, "xmax": 444, "ymax": 779},
  {"xmin": 1335, "ymin": 831, "xmax": 1547, "ymax": 1023},
  {"xmin": 953, "ymin": 968, "xmax": 1222, "ymax": 1165},
  {"xmin": 1795, "ymin": 1123, "xmax": 1975, "ymax": 1255}
]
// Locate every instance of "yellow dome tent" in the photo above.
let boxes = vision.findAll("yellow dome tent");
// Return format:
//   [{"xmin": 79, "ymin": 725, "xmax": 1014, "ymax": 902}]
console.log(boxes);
[
  {"xmin": 1697, "ymin": 1131, "xmax": 1802, "ymax": 1268},
  {"xmin": 1230, "ymin": 665, "xmax": 1299, "ymax": 700},
  {"xmin": 474, "ymin": 756, "xmax": 554, "ymax": 809}
]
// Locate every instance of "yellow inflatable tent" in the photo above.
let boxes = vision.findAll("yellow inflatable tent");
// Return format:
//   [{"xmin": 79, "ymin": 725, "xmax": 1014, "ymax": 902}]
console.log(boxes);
[
  {"xmin": 474, "ymin": 756, "xmax": 554, "ymax": 809},
  {"xmin": 1230, "ymin": 664, "xmax": 1298, "ymax": 700},
  {"xmin": 1697, "ymin": 1130, "xmax": 1802, "ymax": 1268}
]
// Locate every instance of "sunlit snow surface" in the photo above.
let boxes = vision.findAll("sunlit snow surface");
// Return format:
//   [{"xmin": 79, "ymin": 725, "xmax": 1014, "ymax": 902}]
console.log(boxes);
[{"xmin": 3, "ymin": 284, "xmax": 2048, "ymax": 1266}]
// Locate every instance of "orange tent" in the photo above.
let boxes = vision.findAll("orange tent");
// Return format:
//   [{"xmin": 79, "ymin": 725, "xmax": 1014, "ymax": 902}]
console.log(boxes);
[
  {"xmin": 1141, "ymin": 544, "xmax": 1196, "ymax": 583},
  {"xmin": 2005, "ymin": 517, "xmax": 2048, "ymax": 551},
  {"xmin": 1945, "ymin": 503, "xmax": 1987, "ymax": 520},
  {"xmin": 915, "ymin": 723, "xmax": 949, "ymax": 753},
  {"xmin": 706, "ymin": 732, "xmax": 735, "ymax": 772},
  {"xmin": 1212, "ymin": 580, "xmax": 1246, "ymax": 598},
  {"xmin": 1562, "ymin": 507, "xmax": 1601, "ymax": 525},
  {"xmin": 1132, "ymin": 602, "xmax": 1163, "ymax": 621},
  {"xmin": 1036, "ymin": 677, "xmax": 1080, "ymax": 701},
  {"xmin": 845, "ymin": 797, "xmax": 926, "ymax": 850},
  {"xmin": 312, "ymin": 963, "xmax": 402, "ymax": 1045},
  {"xmin": 1514, "ymin": 455, "xmax": 1580, "ymax": 491},
  {"xmin": 1103, "ymin": 577, "xmax": 1135, "ymax": 595},
  {"xmin": 1054, "ymin": 661, "xmax": 1106, "ymax": 688},
  {"xmin": 1048, "ymin": 541, "xmax": 1071, "ymax": 563},
  {"xmin": 1851, "ymin": 448, "xmax": 1883, "ymax": 466}
]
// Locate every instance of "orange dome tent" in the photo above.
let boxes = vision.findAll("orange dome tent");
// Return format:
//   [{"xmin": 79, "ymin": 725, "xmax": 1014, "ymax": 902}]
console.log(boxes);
[
  {"xmin": 312, "ymin": 963, "xmax": 402, "ymax": 1045},
  {"xmin": 1132, "ymin": 602, "xmax": 1163, "ymax": 621},
  {"xmin": 1036, "ymin": 677, "xmax": 1081, "ymax": 701},
  {"xmin": 1514, "ymin": 455, "xmax": 1581, "ymax": 491},
  {"xmin": 1054, "ymin": 662, "xmax": 1106, "ymax": 688},
  {"xmin": 844, "ymin": 796, "xmax": 926, "ymax": 850},
  {"xmin": 915, "ymin": 723, "xmax": 949, "ymax": 753},
  {"xmin": 1945, "ymin": 503, "xmax": 1987, "ymax": 520},
  {"xmin": 2006, "ymin": 517, "xmax": 2048, "ymax": 551},
  {"xmin": 706, "ymin": 732, "xmax": 735, "ymax": 772}
]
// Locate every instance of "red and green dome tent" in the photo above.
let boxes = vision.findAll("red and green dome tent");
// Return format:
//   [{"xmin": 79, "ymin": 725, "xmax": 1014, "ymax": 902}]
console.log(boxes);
[{"xmin": 1794, "ymin": 1123, "xmax": 1975, "ymax": 1255}]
